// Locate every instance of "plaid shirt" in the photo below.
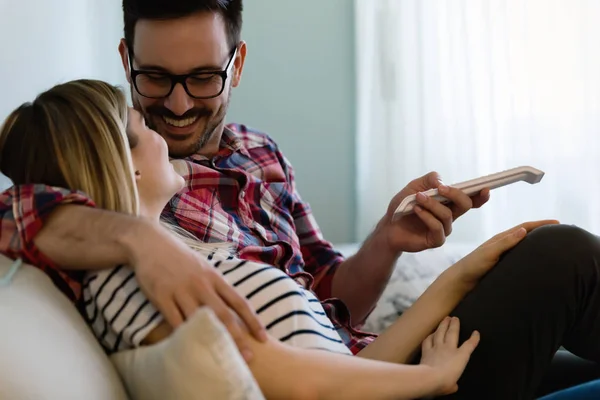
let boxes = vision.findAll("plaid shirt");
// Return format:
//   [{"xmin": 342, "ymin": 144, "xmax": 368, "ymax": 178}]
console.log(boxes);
[{"xmin": 0, "ymin": 124, "xmax": 376, "ymax": 354}]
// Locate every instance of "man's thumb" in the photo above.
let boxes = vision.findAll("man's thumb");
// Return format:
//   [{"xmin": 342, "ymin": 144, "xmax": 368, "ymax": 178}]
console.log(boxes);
[{"xmin": 422, "ymin": 171, "xmax": 443, "ymax": 189}]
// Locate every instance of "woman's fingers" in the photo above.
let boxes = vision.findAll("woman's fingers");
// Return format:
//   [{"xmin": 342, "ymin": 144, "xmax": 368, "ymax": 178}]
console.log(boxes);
[
  {"xmin": 519, "ymin": 219, "xmax": 560, "ymax": 232},
  {"xmin": 459, "ymin": 330, "xmax": 481, "ymax": 357},
  {"xmin": 434, "ymin": 316, "xmax": 451, "ymax": 346},
  {"xmin": 422, "ymin": 333, "xmax": 434, "ymax": 352},
  {"xmin": 485, "ymin": 219, "xmax": 560, "ymax": 246},
  {"xmin": 445, "ymin": 317, "xmax": 461, "ymax": 347}
]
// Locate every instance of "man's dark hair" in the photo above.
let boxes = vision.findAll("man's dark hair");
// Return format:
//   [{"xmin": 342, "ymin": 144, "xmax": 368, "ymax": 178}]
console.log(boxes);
[{"xmin": 123, "ymin": 0, "xmax": 243, "ymax": 51}]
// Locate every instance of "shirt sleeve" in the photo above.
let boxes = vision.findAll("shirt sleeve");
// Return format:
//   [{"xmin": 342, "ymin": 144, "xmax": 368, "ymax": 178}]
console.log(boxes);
[
  {"xmin": 0, "ymin": 184, "xmax": 95, "ymax": 299},
  {"xmin": 280, "ymin": 155, "xmax": 345, "ymax": 301}
]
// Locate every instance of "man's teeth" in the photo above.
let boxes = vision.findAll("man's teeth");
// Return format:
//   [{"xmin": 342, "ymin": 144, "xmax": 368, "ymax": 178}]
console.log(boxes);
[{"xmin": 163, "ymin": 116, "xmax": 198, "ymax": 127}]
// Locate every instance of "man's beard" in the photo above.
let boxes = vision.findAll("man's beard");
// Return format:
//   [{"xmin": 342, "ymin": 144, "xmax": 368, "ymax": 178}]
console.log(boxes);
[{"xmin": 131, "ymin": 86, "xmax": 232, "ymax": 158}]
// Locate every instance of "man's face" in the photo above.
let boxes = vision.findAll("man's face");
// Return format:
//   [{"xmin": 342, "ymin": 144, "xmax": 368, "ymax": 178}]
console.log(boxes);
[{"xmin": 119, "ymin": 12, "xmax": 246, "ymax": 158}]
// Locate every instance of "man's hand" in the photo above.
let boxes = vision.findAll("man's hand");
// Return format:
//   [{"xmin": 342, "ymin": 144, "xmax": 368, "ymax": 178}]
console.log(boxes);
[
  {"xmin": 377, "ymin": 172, "xmax": 491, "ymax": 254},
  {"xmin": 127, "ymin": 221, "xmax": 267, "ymax": 361}
]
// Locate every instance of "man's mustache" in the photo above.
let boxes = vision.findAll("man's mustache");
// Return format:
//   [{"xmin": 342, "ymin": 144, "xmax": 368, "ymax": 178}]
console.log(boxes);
[{"xmin": 145, "ymin": 107, "xmax": 212, "ymax": 120}]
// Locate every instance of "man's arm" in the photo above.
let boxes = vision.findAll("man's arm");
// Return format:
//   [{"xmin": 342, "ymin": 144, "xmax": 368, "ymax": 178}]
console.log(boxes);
[
  {"xmin": 34, "ymin": 204, "xmax": 142, "ymax": 270},
  {"xmin": 1, "ymin": 184, "xmax": 98, "ymax": 267},
  {"xmin": 331, "ymin": 182, "xmax": 489, "ymax": 324},
  {"xmin": 1, "ymin": 184, "xmax": 267, "ymax": 357},
  {"xmin": 295, "ymin": 169, "xmax": 489, "ymax": 325},
  {"xmin": 331, "ymin": 224, "xmax": 400, "ymax": 324},
  {"xmin": 280, "ymin": 149, "xmax": 395, "ymax": 323}
]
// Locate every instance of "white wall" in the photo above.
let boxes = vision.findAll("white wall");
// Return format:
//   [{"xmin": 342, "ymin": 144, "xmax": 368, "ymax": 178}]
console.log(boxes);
[
  {"xmin": 228, "ymin": 0, "xmax": 357, "ymax": 243},
  {"xmin": 0, "ymin": 0, "xmax": 126, "ymax": 190}
]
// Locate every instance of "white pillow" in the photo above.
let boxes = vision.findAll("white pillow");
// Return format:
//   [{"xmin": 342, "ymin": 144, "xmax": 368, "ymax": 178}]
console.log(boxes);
[
  {"xmin": 0, "ymin": 255, "xmax": 128, "ymax": 400},
  {"xmin": 111, "ymin": 307, "xmax": 265, "ymax": 400}
]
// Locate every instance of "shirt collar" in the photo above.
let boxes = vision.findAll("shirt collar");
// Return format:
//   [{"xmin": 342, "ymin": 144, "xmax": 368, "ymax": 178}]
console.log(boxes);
[{"xmin": 187, "ymin": 126, "xmax": 249, "ymax": 162}]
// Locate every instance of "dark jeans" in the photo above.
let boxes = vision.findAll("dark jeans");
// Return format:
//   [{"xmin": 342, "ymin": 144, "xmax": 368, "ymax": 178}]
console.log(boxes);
[
  {"xmin": 539, "ymin": 377, "xmax": 600, "ymax": 399},
  {"xmin": 432, "ymin": 224, "xmax": 600, "ymax": 399}
]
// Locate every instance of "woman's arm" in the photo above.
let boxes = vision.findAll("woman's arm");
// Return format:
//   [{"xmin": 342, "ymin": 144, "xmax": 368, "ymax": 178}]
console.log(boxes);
[
  {"xmin": 356, "ymin": 266, "xmax": 470, "ymax": 364},
  {"xmin": 142, "ymin": 320, "xmax": 471, "ymax": 400}
]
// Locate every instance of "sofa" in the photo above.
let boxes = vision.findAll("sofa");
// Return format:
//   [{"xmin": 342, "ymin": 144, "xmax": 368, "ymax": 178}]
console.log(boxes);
[{"xmin": 0, "ymin": 254, "xmax": 129, "ymax": 399}]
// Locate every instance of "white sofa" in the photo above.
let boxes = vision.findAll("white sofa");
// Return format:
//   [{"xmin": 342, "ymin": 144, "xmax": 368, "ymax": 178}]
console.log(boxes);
[{"xmin": 0, "ymin": 254, "xmax": 128, "ymax": 399}]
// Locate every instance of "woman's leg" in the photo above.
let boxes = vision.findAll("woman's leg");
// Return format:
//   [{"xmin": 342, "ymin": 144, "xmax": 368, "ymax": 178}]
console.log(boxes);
[{"xmin": 436, "ymin": 224, "xmax": 600, "ymax": 399}]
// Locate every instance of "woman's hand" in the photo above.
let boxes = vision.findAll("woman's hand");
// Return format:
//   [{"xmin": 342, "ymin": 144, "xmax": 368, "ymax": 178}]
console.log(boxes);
[
  {"xmin": 420, "ymin": 316, "xmax": 480, "ymax": 396},
  {"xmin": 452, "ymin": 220, "xmax": 559, "ymax": 289}
]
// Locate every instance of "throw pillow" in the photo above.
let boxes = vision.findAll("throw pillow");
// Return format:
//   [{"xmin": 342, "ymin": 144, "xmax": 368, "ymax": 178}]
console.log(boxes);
[{"xmin": 110, "ymin": 307, "xmax": 265, "ymax": 400}]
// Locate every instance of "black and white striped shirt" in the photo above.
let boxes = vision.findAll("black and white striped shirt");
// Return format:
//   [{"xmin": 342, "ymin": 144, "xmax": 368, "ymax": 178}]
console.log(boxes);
[{"xmin": 82, "ymin": 248, "xmax": 352, "ymax": 356}]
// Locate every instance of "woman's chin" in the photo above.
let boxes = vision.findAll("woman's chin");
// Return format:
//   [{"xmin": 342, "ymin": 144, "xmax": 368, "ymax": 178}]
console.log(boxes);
[
  {"xmin": 169, "ymin": 159, "xmax": 187, "ymax": 177},
  {"xmin": 175, "ymin": 175, "xmax": 186, "ymax": 192}
]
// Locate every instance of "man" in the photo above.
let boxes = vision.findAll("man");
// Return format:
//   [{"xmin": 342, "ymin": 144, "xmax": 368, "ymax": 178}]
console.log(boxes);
[{"xmin": 1, "ymin": 1, "xmax": 600, "ymax": 398}]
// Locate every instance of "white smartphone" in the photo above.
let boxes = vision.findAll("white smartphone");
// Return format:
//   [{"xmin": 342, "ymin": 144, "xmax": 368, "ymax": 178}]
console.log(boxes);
[{"xmin": 392, "ymin": 166, "xmax": 545, "ymax": 220}]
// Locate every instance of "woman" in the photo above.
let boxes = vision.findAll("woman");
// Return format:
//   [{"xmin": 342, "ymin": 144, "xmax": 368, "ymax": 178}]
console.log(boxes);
[{"xmin": 0, "ymin": 79, "xmax": 554, "ymax": 399}]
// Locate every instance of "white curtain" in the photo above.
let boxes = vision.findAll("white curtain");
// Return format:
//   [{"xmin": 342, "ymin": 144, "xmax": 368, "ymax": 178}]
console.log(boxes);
[{"xmin": 355, "ymin": 0, "xmax": 600, "ymax": 245}]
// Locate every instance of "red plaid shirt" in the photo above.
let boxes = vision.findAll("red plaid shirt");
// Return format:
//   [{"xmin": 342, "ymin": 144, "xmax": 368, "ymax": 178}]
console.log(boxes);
[{"xmin": 0, "ymin": 124, "xmax": 376, "ymax": 354}]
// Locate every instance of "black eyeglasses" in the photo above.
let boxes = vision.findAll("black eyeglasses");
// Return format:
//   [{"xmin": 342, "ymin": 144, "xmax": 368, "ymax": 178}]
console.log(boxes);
[{"xmin": 128, "ymin": 47, "xmax": 238, "ymax": 99}]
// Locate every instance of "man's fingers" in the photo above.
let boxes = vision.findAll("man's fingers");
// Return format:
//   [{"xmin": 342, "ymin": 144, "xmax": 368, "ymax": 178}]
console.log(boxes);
[
  {"xmin": 434, "ymin": 316, "xmax": 451, "ymax": 346},
  {"xmin": 439, "ymin": 186, "xmax": 473, "ymax": 221},
  {"xmin": 445, "ymin": 317, "xmax": 460, "ymax": 346},
  {"xmin": 470, "ymin": 188, "xmax": 491, "ymax": 209},
  {"xmin": 217, "ymin": 278, "xmax": 268, "ymax": 342},
  {"xmin": 175, "ymin": 291, "xmax": 201, "ymax": 320},
  {"xmin": 414, "ymin": 206, "xmax": 446, "ymax": 247},
  {"xmin": 415, "ymin": 193, "xmax": 453, "ymax": 236},
  {"xmin": 211, "ymin": 302, "xmax": 254, "ymax": 362},
  {"xmin": 158, "ymin": 296, "xmax": 185, "ymax": 328},
  {"xmin": 417, "ymin": 171, "xmax": 443, "ymax": 191}
]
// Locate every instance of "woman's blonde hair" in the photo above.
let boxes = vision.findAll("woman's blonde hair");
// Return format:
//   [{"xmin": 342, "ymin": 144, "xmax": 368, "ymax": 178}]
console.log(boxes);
[
  {"xmin": 0, "ymin": 79, "xmax": 138, "ymax": 215},
  {"xmin": 0, "ymin": 78, "xmax": 230, "ymax": 255}
]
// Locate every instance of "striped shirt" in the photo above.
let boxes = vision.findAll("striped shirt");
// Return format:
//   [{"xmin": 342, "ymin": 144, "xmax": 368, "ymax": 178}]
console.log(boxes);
[
  {"xmin": 83, "ymin": 247, "xmax": 352, "ymax": 355},
  {"xmin": 0, "ymin": 124, "xmax": 377, "ymax": 354}
]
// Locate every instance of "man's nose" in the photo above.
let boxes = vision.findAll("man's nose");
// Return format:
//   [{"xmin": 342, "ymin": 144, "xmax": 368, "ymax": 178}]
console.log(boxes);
[{"xmin": 164, "ymin": 83, "xmax": 194, "ymax": 116}]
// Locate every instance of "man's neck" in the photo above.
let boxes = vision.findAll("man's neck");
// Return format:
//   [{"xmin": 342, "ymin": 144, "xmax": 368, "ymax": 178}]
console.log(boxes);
[{"xmin": 196, "ymin": 125, "xmax": 226, "ymax": 158}]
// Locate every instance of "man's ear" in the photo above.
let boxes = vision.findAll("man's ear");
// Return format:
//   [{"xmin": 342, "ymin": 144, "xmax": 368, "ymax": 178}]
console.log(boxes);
[
  {"xmin": 118, "ymin": 39, "xmax": 132, "ymax": 84},
  {"xmin": 232, "ymin": 41, "xmax": 247, "ymax": 88}
]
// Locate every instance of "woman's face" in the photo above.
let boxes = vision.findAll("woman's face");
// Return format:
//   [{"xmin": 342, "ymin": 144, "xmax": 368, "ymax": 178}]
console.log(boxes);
[{"xmin": 127, "ymin": 108, "xmax": 185, "ymax": 216}]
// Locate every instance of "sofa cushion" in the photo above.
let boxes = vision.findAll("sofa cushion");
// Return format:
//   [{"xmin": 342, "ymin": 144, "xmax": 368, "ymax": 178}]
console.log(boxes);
[{"xmin": 0, "ymin": 255, "xmax": 128, "ymax": 400}]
